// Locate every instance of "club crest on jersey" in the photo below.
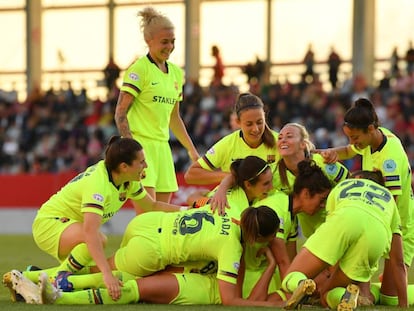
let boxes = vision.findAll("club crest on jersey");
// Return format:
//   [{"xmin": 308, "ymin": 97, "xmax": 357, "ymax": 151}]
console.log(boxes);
[
  {"xmin": 119, "ymin": 192, "xmax": 127, "ymax": 202},
  {"xmin": 174, "ymin": 81, "xmax": 178, "ymax": 91},
  {"xmin": 93, "ymin": 193, "xmax": 104, "ymax": 202},
  {"xmin": 207, "ymin": 147, "xmax": 215, "ymax": 154},
  {"xmin": 128, "ymin": 73, "xmax": 139, "ymax": 81},
  {"xmin": 325, "ymin": 163, "xmax": 338, "ymax": 175},
  {"xmin": 383, "ymin": 159, "xmax": 396, "ymax": 172},
  {"xmin": 267, "ymin": 155, "xmax": 276, "ymax": 163},
  {"xmin": 233, "ymin": 262, "xmax": 240, "ymax": 271}
]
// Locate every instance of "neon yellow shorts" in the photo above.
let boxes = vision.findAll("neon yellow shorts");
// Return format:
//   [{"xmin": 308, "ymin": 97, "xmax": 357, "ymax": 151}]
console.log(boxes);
[
  {"xmin": 172, "ymin": 273, "xmax": 221, "ymax": 305},
  {"xmin": 132, "ymin": 136, "xmax": 178, "ymax": 192},
  {"xmin": 32, "ymin": 216, "xmax": 78, "ymax": 261},
  {"xmin": 305, "ymin": 207, "xmax": 388, "ymax": 282},
  {"xmin": 115, "ymin": 213, "xmax": 164, "ymax": 276}
]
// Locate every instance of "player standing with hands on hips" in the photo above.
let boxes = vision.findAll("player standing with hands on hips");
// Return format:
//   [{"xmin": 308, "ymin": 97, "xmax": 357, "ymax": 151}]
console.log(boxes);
[{"xmin": 115, "ymin": 7, "xmax": 199, "ymax": 211}]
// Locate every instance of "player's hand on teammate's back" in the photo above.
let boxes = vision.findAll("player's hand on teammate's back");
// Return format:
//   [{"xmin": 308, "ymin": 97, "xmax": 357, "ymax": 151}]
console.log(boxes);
[{"xmin": 209, "ymin": 188, "xmax": 230, "ymax": 216}]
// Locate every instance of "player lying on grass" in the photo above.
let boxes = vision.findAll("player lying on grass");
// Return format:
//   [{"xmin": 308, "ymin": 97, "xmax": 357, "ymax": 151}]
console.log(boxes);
[
  {"xmin": 8, "ymin": 206, "xmax": 286, "ymax": 307},
  {"xmin": 8, "ymin": 246, "xmax": 288, "ymax": 306},
  {"xmin": 5, "ymin": 155, "xmax": 275, "ymax": 303}
]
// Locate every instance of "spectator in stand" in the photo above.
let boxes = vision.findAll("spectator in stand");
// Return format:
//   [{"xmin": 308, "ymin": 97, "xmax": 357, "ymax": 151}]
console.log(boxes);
[
  {"xmin": 103, "ymin": 55, "xmax": 121, "ymax": 93},
  {"xmin": 405, "ymin": 40, "xmax": 414, "ymax": 75},
  {"xmin": 243, "ymin": 55, "xmax": 266, "ymax": 84},
  {"xmin": 390, "ymin": 46, "xmax": 400, "ymax": 79},
  {"xmin": 327, "ymin": 46, "xmax": 341, "ymax": 90},
  {"xmin": 215, "ymin": 85, "xmax": 237, "ymax": 113},
  {"xmin": 229, "ymin": 111, "xmax": 239, "ymax": 131},
  {"xmin": 5, "ymin": 40, "xmax": 414, "ymax": 186},
  {"xmin": 114, "ymin": 7, "xmax": 199, "ymax": 212},
  {"xmin": 349, "ymin": 74, "xmax": 370, "ymax": 103},
  {"xmin": 211, "ymin": 45, "xmax": 224, "ymax": 88},
  {"xmin": 302, "ymin": 43, "xmax": 315, "ymax": 82},
  {"xmin": 86, "ymin": 128, "xmax": 105, "ymax": 166}
]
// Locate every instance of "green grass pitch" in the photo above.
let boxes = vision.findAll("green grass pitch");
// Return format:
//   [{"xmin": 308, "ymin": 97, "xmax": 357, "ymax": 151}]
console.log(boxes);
[{"xmin": 0, "ymin": 234, "xmax": 412, "ymax": 310}]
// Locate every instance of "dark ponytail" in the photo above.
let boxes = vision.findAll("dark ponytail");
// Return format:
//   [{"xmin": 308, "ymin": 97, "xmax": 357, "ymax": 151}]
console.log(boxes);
[
  {"xmin": 230, "ymin": 156, "xmax": 270, "ymax": 188},
  {"xmin": 343, "ymin": 97, "xmax": 379, "ymax": 130},
  {"xmin": 293, "ymin": 160, "xmax": 332, "ymax": 196},
  {"xmin": 240, "ymin": 206, "xmax": 280, "ymax": 245},
  {"xmin": 105, "ymin": 136, "xmax": 143, "ymax": 171}
]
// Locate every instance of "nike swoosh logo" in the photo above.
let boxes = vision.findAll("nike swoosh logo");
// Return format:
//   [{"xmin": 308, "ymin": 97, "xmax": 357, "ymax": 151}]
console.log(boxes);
[{"xmin": 151, "ymin": 82, "xmax": 159, "ymax": 85}]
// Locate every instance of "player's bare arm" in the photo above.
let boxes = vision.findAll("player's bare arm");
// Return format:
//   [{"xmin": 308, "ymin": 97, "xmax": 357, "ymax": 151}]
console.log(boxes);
[
  {"xmin": 313, "ymin": 145, "xmax": 355, "ymax": 163},
  {"xmin": 169, "ymin": 102, "xmax": 199, "ymax": 161},
  {"xmin": 114, "ymin": 91, "xmax": 134, "ymax": 138}
]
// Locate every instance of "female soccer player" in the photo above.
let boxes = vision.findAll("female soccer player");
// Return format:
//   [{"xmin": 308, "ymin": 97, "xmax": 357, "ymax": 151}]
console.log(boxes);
[
  {"xmin": 184, "ymin": 92, "xmax": 280, "ymax": 186},
  {"xmin": 281, "ymin": 171, "xmax": 407, "ymax": 310},
  {"xmin": 108, "ymin": 205, "xmax": 280, "ymax": 307},
  {"xmin": 271, "ymin": 122, "xmax": 348, "ymax": 238},
  {"xmin": 207, "ymin": 122, "xmax": 348, "ymax": 233},
  {"xmin": 189, "ymin": 155, "xmax": 274, "ymax": 216},
  {"xmin": 28, "ymin": 205, "xmax": 280, "ymax": 306},
  {"xmin": 114, "ymin": 6, "xmax": 199, "ymax": 209},
  {"xmin": 6, "ymin": 155, "xmax": 274, "ymax": 304},
  {"xmin": 9, "ymin": 245, "xmax": 286, "ymax": 306},
  {"xmin": 245, "ymin": 160, "xmax": 333, "ymax": 297},
  {"xmin": 3, "ymin": 136, "xmax": 187, "ymax": 301},
  {"xmin": 316, "ymin": 97, "xmax": 414, "ymax": 303}
]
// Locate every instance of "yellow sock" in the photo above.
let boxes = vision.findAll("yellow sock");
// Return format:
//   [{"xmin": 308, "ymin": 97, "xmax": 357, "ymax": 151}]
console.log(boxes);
[
  {"xmin": 56, "ymin": 279, "xmax": 139, "ymax": 305},
  {"xmin": 380, "ymin": 293, "xmax": 398, "ymax": 306},
  {"xmin": 56, "ymin": 243, "xmax": 92, "ymax": 273},
  {"xmin": 409, "ymin": 284, "xmax": 414, "ymax": 305},
  {"xmin": 23, "ymin": 267, "xmax": 58, "ymax": 283},
  {"xmin": 326, "ymin": 287, "xmax": 346, "ymax": 309},
  {"xmin": 68, "ymin": 271, "xmax": 136, "ymax": 289},
  {"xmin": 376, "ymin": 283, "xmax": 414, "ymax": 306},
  {"xmin": 282, "ymin": 271, "xmax": 307, "ymax": 293},
  {"xmin": 370, "ymin": 282, "xmax": 381, "ymax": 304}
]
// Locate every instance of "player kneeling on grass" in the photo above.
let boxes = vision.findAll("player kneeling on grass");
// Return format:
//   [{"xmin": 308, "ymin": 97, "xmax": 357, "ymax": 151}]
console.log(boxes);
[
  {"xmin": 282, "ymin": 170, "xmax": 407, "ymax": 310},
  {"xmin": 2, "ymin": 135, "xmax": 190, "ymax": 302}
]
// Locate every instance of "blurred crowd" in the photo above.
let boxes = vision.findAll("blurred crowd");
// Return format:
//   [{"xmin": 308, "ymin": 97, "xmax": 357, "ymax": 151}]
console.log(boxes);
[
  {"xmin": 0, "ymin": 82, "xmax": 119, "ymax": 174},
  {"xmin": 1, "ymin": 62, "xmax": 414, "ymax": 176}
]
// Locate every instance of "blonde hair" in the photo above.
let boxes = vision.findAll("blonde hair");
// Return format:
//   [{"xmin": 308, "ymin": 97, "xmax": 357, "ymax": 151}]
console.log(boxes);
[
  {"xmin": 277, "ymin": 123, "xmax": 315, "ymax": 189},
  {"xmin": 283, "ymin": 122, "xmax": 315, "ymax": 156},
  {"xmin": 138, "ymin": 7, "xmax": 174, "ymax": 42}
]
